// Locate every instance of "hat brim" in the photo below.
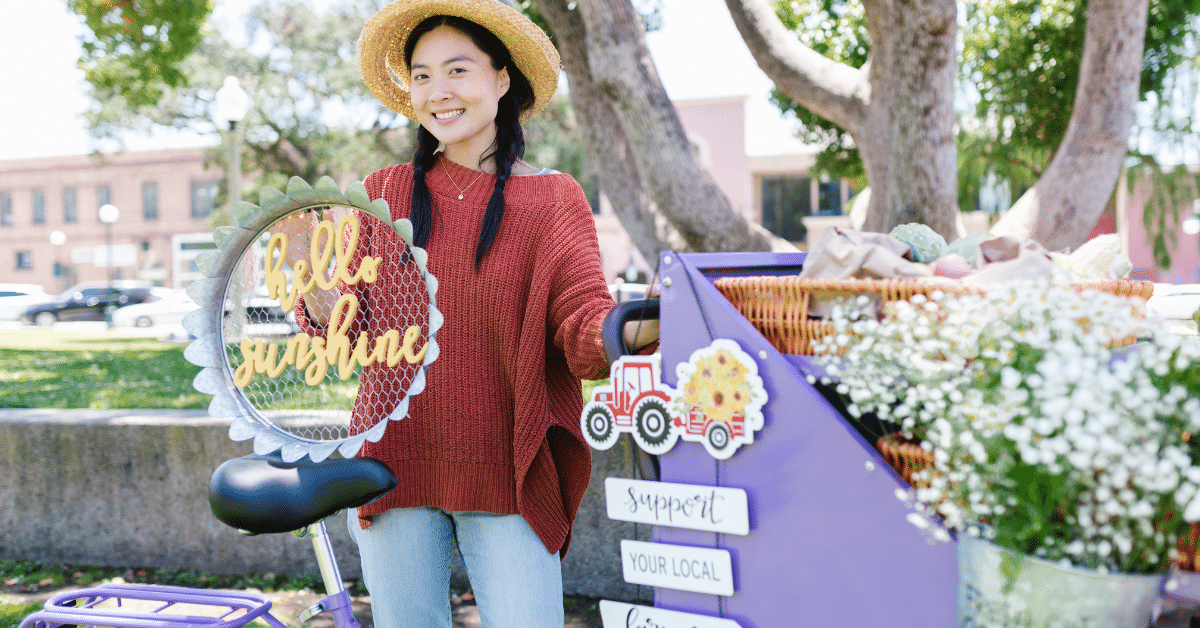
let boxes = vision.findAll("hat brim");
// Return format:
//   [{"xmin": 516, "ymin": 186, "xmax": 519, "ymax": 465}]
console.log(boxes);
[{"xmin": 359, "ymin": 0, "xmax": 560, "ymax": 125}]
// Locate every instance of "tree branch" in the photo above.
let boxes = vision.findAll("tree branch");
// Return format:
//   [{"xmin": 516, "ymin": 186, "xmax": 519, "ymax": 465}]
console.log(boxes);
[
  {"xmin": 577, "ymin": 0, "xmax": 778, "ymax": 252},
  {"xmin": 990, "ymin": 0, "xmax": 1148, "ymax": 250},
  {"xmin": 723, "ymin": 0, "xmax": 869, "ymax": 133}
]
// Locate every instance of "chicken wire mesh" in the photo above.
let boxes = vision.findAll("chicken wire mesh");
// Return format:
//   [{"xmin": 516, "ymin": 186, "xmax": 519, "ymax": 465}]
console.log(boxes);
[{"xmin": 221, "ymin": 204, "xmax": 431, "ymax": 445}]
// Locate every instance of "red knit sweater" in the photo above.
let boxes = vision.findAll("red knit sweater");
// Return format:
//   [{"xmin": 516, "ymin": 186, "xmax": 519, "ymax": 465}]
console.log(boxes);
[{"xmin": 301, "ymin": 157, "xmax": 614, "ymax": 556}]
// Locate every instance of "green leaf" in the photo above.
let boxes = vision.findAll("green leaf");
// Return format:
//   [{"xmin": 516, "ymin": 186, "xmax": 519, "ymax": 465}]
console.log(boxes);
[{"xmin": 999, "ymin": 549, "xmax": 1025, "ymax": 595}]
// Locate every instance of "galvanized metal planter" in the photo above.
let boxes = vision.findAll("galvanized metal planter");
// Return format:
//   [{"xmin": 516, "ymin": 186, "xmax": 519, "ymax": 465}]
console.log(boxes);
[{"xmin": 958, "ymin": 533, "xmax": 1165, "ymax": 628}]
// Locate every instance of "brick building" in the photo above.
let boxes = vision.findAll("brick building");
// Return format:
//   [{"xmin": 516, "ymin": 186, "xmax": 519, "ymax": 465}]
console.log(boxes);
[
  {"xmin": 0, "ymin": 148, "xmax": 220, "ymax": 293},
  {"xmin": 0, "ymin": 97, "xmax": 857, "ymax": 296}
]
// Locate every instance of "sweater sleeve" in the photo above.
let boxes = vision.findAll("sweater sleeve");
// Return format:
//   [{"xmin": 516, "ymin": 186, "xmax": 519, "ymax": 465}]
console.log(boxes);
[{"xmin": 544, "ymin": 179, "xmax": 617, "ymax": 381}]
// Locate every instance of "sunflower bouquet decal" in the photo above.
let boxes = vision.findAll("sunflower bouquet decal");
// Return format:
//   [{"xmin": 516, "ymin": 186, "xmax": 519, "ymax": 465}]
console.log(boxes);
[
  {"xmin": 581, "ymin": 339, "xmax": 767, "ymax": 460},
  {"xmin": 669, "ymin": 339, "xmax": 767, "ymax": 459}
]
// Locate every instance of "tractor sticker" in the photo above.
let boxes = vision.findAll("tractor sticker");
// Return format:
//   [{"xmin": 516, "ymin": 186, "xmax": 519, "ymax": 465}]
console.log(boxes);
[{"xmin": 581, "ymin": 339, "xmax": 767, "ymax": 460}]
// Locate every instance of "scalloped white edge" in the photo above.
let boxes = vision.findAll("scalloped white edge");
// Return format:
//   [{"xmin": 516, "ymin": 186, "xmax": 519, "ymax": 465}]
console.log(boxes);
[{"xmin": 182, "ymin": 176, "xmax": 441, "ymax": 462}]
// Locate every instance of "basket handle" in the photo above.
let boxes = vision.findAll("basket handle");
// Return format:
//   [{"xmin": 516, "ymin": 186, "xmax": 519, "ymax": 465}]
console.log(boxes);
[
  {"xmin": 600, "ymin": 298, "xmax": 662, "ymax": 482},
  {"xmin": 601, "ymin": 298, "xmax": 660, "ymax": 365}
]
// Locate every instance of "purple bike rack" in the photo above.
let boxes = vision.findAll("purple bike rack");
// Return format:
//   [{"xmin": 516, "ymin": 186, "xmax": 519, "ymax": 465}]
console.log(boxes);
[
  {"xmin": 18, "ymin": 530, "xmax": 360, "ymax": 628},
  {"xmin": 18, "ymin": 452, "xmax": 390, "ymax": 628},
  {"xmin": 19, "ymin": 583, "xmax": 290, "ymax": 628},
  {"xmin": 648, "ymin": 251, "xmax": 957, "ymax": 627}
]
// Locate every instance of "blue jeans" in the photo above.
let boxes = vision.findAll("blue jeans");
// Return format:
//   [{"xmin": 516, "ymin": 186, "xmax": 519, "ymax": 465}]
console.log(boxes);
[{"xmin": 347, "ymin": 507, "xmax": 564, "ymax": 628}]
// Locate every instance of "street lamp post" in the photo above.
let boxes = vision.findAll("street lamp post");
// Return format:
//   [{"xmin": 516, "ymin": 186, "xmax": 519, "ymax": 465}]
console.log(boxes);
[
  {"xmin": 98, "ymin": 203, "xmax": 120, "ymax": 329},
  {"xmin": 214, "ymin": 76, "xmax": 251, "ymax": 226},
  {"xmin": 49, "ymin": 230, "xmax": 66, "ymax": 293}
]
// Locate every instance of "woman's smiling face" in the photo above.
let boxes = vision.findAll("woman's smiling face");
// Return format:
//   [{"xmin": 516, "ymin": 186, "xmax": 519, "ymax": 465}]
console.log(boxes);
[{"xmin": 409, "ymin": 25, "xmax": 510, "ymax": 168}]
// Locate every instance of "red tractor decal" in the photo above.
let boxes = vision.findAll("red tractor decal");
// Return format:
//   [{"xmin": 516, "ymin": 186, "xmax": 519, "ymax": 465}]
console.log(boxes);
[
  {"xmin": 679, "ymin": 405, "xmax": 747, "ymax": 457},
  {"xmin": 582, "ymin": 356, "xmax": 678, "ymax": 455},
  {"xmin": 581, "ymin": 340, "xmax": 767, "ymax": 460}
]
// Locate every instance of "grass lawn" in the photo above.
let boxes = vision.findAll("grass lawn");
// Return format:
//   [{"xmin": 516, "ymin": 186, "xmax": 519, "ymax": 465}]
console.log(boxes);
[
  {"xmin": 0, "ymin": 332, "xmax": 207, "ymax": 410},
  {"xmin": 0, "ymin": 603, "xmax": 39, "ymax": 628},
  {"xmin": 0, "ymin": 330, "xmax": 609, "ymax": 412}
]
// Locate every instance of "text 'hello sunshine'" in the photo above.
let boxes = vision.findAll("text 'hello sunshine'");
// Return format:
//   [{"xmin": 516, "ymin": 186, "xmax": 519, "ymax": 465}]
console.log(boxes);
[{"xmin": 233, "ymin": 213, "xmax": 427, "ymax": 387}]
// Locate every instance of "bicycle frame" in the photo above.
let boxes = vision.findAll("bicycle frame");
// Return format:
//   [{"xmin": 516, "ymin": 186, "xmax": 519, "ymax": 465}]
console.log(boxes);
[{"xmin": 19, "ymin": 519, "xmax": 357, "ymax": 628}]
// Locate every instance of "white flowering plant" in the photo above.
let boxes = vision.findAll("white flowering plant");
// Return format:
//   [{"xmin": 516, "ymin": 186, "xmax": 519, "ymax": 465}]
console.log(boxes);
[{"xmin": 809, "ymin": 280, "xmax": 1200, "ymax": 574}]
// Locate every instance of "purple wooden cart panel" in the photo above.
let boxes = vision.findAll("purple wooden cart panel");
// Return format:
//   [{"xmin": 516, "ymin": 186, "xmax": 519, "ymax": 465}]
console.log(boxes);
[{"xmin": 650, "ymin": 251, "xmax": 956, "ymax": 627}]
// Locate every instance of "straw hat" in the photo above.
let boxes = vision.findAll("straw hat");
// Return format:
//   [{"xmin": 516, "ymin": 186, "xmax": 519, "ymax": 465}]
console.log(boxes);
[{"xmin": 359, "ymin": 0, "xmax": 560, "ymax": 125}]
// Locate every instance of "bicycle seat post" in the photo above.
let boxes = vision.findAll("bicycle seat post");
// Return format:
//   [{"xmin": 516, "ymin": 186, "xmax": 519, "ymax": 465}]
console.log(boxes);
[
  {"xmin": 295, "ymin": 519, "xmax": 361, "ymax": 628},
  {"xmin": 296, "ymin": 520, "xmax": 344, "ymax": 595}
]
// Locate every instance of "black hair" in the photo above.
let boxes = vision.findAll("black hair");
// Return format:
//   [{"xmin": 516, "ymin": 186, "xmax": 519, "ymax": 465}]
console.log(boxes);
[{"xmin": 404, "ymin": 15, "xmax": 536, "ymax": 269}]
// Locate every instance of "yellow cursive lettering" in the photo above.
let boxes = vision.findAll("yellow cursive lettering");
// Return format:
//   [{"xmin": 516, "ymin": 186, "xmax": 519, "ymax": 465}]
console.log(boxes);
[
  {"xmin": 327, "ymin": 294, "xmax": 358, "ymax": 380},
  {"xmin": 234, "ymin": 213, "xmax": 427, "ymax": 388},
  {"xmin": 367, "ymin": 329, "xmax": 402, "ymax": 367},
  {"xmin": 234, "ymin": 294, "xmax": 429, "ymax": 388},
  {"xmin": 233, "ymin": 339, "xmax": 265, "ymax": 388},
  {"xmin": 400, "ymin": 325, "xmax": 428, "ymax": 364},
  {"xmin": 263, "ymin": 213, "xmax": 382, "ymax": 312},
  {"xmin": 309, "ymin": 219, "xmax": 338, "ymax": 291}
]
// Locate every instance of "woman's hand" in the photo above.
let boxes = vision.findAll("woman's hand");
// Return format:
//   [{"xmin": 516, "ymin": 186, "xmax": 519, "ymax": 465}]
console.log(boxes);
[
  {"xmin": 623, "ymin": 319, "xmax": 660, "ymax": 353},
  {"xmin": 621, "ymin": 282, "xmax": 660, "ymax": 352},
  {"xmin": 272, "ymin": 210, "xmax": 340, "ymax": 327}
]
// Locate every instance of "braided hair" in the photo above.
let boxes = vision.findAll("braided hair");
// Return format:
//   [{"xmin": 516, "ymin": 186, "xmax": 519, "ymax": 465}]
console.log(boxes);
[{"xmin": 405, "ymin": 15, "xmax": 537, "ymax": 269}]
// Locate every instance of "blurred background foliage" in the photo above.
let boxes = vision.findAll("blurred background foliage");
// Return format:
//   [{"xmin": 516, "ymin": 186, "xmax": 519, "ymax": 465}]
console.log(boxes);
[
  {"xmin": 70, "ymin": 0, "xmax": 213, "ymax": 107},
  {"xmin": 770, "ymin": 0, "xmax": 1200, "ymax": 218},
  {"xmin": 71, "ymin": 0, "xmax": 594, "ymax": 222},
  {"xmin": 69, "ymin": 0, "xmax": 1200, "ymax": 265}
]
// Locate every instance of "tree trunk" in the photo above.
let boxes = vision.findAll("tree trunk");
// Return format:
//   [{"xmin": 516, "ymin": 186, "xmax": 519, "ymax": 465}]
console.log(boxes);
[
  {"xmin": 860, "ymin": 0, "xmax": 958, "ymax": 238},
  {"xmin": 531, "ymin": 0, "xmax": 685, "ymax": 262},
  {"xmin": 989, "ymin": 0, "xmax": 1149, "ymax": 252},
  {"xmin": 541, "ymin": 0, "xmax": 780, "ymax": 255},
  {"xmin": 726, "ymin": 0, "xmax": 959, "ymax": 240}
]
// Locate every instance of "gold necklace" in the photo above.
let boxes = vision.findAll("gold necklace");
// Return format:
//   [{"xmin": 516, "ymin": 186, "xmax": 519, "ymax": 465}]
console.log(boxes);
[{"xmin": 441, "ymin": 160, "xmax": 486, "ymax": 200}]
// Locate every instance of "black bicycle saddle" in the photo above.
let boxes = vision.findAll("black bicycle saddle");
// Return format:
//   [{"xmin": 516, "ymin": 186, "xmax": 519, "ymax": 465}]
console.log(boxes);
[{"xmin": 209, "ymin": 453, "xmax": 397, "ymax": 534}]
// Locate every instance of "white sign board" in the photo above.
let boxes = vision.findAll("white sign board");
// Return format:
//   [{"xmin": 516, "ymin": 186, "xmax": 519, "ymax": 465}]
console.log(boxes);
[
  {"xmin": 92, "ymin": 244, "xmax": 137, "ymax": 268},
  {"xmin": 621, "ymin": 540, "xmax": 734, "ymax": 596},
  {"xmin": 599, "ymin": 600, "xmax": 743, "ymax": 628},
  {"xmin": 606, "ymin": 478, "xmax": 749, "ymax": 535}
]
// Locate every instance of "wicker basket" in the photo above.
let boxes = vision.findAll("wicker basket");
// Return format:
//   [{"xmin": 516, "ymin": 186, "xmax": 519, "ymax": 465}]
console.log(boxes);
[
  {"xmin": 1179, "ymin": 525, "xmax": 1200, "ymax": 572},
  {"xmin": 712, "ymin": 276, "xmax": 1155, "ymax": 356},
  {"xmin": 875, "ymin": 432, "xmax": 935, "ymax": 489}
]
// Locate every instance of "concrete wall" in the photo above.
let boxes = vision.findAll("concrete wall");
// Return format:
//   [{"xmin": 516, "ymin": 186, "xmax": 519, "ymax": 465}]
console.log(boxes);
[{"xmin": 0, "ymin": 409, "xmax": 652, "ymax": 602}]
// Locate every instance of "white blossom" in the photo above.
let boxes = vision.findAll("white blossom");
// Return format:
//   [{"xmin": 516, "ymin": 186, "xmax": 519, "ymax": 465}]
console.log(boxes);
[{"xmin": 811, "ymin": 278, "xmax": 1200, "ymax": 573}]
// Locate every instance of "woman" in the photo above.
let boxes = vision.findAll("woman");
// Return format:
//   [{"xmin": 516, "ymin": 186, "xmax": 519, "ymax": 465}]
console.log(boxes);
[{"xmin": 296, "ymin": 1, "xmax": 656, "ymax": 626}]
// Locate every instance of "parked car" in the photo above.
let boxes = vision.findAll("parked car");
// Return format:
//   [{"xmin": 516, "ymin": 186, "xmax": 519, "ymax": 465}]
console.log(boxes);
[
  {"xmin": 609, "ymin": 281, "xmax": 649, "ymax": 304},
  {"xmin": 110, "ymin": 288, "xmax": 200, "ymax": 328},
  {"xmin": 0, "ymin": 283, "xmax": 50, "ymax": 321},
  {"xmin": 22, "ymin": 281, "xmax": 154, "ymax": 326},
  {"xmin": 1147, "ymin": 283, "xmax": 1200, "ymax": 320}
]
